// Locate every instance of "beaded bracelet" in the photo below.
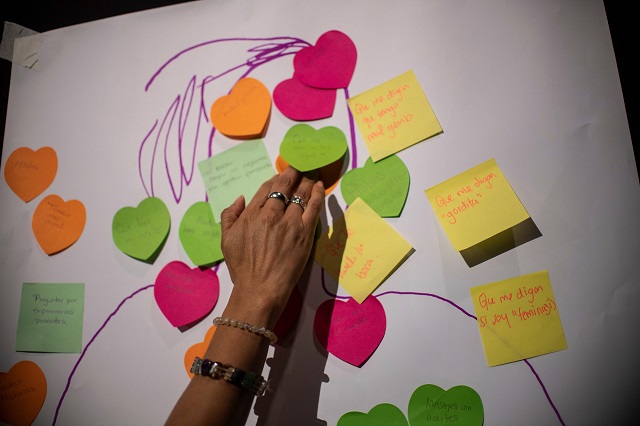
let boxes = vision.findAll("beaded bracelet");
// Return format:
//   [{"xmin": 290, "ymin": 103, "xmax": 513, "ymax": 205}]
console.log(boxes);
[
  {"xmin": 190, "ymin": 356, "xmax": 269, "ymax": 396},
  {"xmin": 213, "ymin": 316, "xmax": 277, "ymax": 345}
]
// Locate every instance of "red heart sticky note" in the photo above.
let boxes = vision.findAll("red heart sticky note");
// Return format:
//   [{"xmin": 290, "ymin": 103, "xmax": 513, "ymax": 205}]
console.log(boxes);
[
  {"xmin": 314, "ymin": 296, "xmax": 386, "ymax": 367},
  {"xmin": 210, "ymin": 77, "xmax": 271, "ymax": 139},
  {"xmin": 154, "ymin": 261, "xmax": 220, "ymax": 327},
  {"xmin": 184, "ymin": 325, "xmax": 217, "ymax": 378},
  {"xmin": 294, "ymin": 30, "xmax": 357, "ymax": 89},
  {"xmin": 32, "ymin": 194, "xmax": 86, "ymax": 255},
  {"xmin": 273, "ymin": 76, "xmax": 337, "ymax": 121},
  {"xmin": 3, "ymin": 146, "xmax": 58, "ymax": 203},
  {"xmin": 0, "ymin": 360, "xmax": 47, "ymax": 426}
]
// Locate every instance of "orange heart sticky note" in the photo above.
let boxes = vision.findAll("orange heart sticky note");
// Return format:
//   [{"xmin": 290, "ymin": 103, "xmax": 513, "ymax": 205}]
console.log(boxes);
[
  {"xmin": 3, "ymin": 146, "xmax": 58, "ymax": 203},
  {"xmin": 210, "ymin": 77, "xmax": 271, "ymax": 139},
  {"xmin": 0, "ymin": 360, "xmax": 47, "ymax": 426},
  {"xmin": 184, "ymin": 325, "xmax": 217, "ymax": 378},
  {"xmin": 32, "ymin": 194, "xmax": 86, "ymax": 255}
]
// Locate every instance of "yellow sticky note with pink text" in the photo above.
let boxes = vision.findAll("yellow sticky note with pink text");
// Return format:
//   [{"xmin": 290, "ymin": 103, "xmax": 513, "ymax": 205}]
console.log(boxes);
[
  {"xmin": 470, "ymin": 270, "xmax": 567, "ymax": 366},
  {"xmin": 424, "ymin": 158, "xmax": 530, "ymax": 251},
  {"xmin": 313, "ymin": 198, "xmax": 413, "ymax": 303},
  {"xmin": 347, "ymin": 70, "xmax": 442, "ymax": 162}
]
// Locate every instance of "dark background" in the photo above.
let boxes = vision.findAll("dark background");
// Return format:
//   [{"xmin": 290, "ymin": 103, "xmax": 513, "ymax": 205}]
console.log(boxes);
[{"xmin": 1, "ymin": 1, "xmax": 638, "ymax": 174}]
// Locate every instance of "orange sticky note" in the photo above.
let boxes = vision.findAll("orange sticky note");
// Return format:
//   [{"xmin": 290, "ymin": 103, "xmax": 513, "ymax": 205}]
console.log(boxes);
[
  {"xmin": 0, "ymin": 360, "xmax": 47, "ymax": 426},
  {"xmin": 210, "ymin": 77, "xmax": 271, "ymax": 139},
  {"xmin": 184, "ymin": 326, "xmax": 216, "ymax": 378},
  {"xmin": 32, "ymin": 194, "xmax": 86, "ymax": 255},
  {"xmin": 3, "ymin": 146, "xmax": 58, "ymax": 202},
  {"xmin": 470, "ymin": 270, "xmax": 567, "ymax": 366}
]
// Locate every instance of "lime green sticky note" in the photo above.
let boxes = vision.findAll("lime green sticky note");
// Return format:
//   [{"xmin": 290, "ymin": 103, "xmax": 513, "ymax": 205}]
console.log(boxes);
[
  {"xmin": 340, "ymin": 155, "xmax": 410, "ymax": 217},
  {"xmin": 279, "ymin": 124, "xmax": 348, "ymax": 172},
  {"xmin": 198, "ymin": 139, "xmax": 275, "ymax": 222},
  {"xmin": 424, "ymin": 158, "xmax": 530, "ymax": 251},
  {"xmin": 112, "ymin": 197, "xmax": 171, "ymax": 263},
  {"xmin": 338, "ymin": 403, "xmax": 409, "ymax": 426},
  {"xmin": 179, "ymin": 201, "xmax": 223, "ymax": 267},
  {"xmin": 313, "ymin": 198, "xmax": 413, "ymax": 303},
  {"xmin": 16, "ymin": 282, "xmax": 85, "ymax": 353},
  {"xmin": 408, "ymin": 384, "xmax": 484, "ymax": 426},
  {"xmin": 470, "ymin": 270, "xmax": 568, "ymax": 366},
  {"xmin": 347, "ymin": 70, "xmax": 442, "ymax": 162}
]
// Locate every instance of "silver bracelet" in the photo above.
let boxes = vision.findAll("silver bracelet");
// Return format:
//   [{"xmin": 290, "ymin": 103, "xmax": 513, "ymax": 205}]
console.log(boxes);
[
  {"xmin": 190, "ymin": 357, "xmax": 268, "ymax": 396},
  {"xmin": 213, "ymin": 316, "xmax": 277, "ymax": 345}
]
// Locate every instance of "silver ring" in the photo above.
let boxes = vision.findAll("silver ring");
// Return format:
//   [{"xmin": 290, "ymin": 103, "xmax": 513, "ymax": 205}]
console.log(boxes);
[
  {"xmin": 289, "ymin": 195, "xmax": 307, "ymax": 210},
  {"xmin": 267, "ymin": 191, "xmax": 289, "ymax": 204}
]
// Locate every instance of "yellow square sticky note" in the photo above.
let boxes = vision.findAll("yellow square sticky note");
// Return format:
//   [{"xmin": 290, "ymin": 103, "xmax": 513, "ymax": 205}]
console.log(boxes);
[
  {"xmin": 424, "ymin": 158, "xmax": 530, "ymax": 251},
  {"xmin": 313, "ymin": 198, "xmax": 413, "ymax": 303},
  {"xmin": 470, "ymin": 270, "xmax": 567, "ymax": 366},
  {"xmin": 347, "ymin": 70, "xmax": 442, "ymax": 162}
]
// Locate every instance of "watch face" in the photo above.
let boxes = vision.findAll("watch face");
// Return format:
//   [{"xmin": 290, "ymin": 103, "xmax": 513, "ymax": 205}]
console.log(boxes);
[{"xmin": 200, "ymin": 359, "xmax": 214, "ymax": 376}]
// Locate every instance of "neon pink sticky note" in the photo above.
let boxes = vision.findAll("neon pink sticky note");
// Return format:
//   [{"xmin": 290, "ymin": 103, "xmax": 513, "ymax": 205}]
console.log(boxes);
[
  {"xmin": 154, "ymin": 261, "xmax": 219, "ymax": 327},
  {"xmin": 294, "ymin": 30, "xmax": 357, "ymax": 89},
  {"xmin": 314, "ymin": 296, "xmax": 386, "ymax": 367},
  {"xmin": 273, "ymin": 77, "xmax": 337, "ymax": 121}
]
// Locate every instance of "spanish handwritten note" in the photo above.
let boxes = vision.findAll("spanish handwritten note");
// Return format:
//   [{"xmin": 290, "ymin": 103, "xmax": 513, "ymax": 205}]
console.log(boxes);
[
  {"xmin": 16, "ymin": 282, "xmax": 85, "ymax": 353},
  {"xmin": 0, "ymin": 360, "xmax": 47, "ymax": 426},
  {"xmin": 198, "ymin": 140, "xmax": 275, "ymax": 222},
  {"xmin": 424, "ymin": 158, "xmax": 530, "ymax": 251},
  {"xmin": 3, "ymin": 146, "xmax": 57, "ymax": 202},
  {"xmin": 470, "ymin": 270, "xmax": 567, "ymax": 366},
  {"xmin": 347, "ymin": 70, "xmax": 442, "ymax": 162},
  {"xmin": 31, "ymin": 194, "xmax": 86, "ymax": 255},
  {"xmin": 313, "ymin": 198, "xmax": 413, "ymax": 303}
]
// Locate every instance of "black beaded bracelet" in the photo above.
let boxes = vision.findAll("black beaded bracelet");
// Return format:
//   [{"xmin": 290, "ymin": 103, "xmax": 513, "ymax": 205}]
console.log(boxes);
[{"xmin": 190, "ymin": 356, "xmax": 268, "ymax": 396}]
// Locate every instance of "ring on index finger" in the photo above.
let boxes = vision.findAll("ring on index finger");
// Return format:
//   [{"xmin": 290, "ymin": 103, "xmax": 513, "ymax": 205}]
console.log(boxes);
[
  {"xmin": 289, "ymin": 195, "xmax": 307, "ymax": 210},
  {"xmin": 267, "ymin": 191, "xmax": 289, "ymax": 205}
]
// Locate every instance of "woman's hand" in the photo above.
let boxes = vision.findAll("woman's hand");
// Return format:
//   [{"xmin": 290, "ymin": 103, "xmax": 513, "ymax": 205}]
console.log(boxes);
[{"xmin": 219, "ymin": 166, "xmax": 325, "ymax": 328}]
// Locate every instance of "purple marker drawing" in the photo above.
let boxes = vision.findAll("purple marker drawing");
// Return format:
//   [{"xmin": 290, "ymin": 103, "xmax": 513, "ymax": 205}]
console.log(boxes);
[
  {"xmin": 138, "ymin": 36, "xmax": 361, "ymax": 205},
  {"xmin": 319, "ymin": 269, "xmax": 565, "ymax": 425}
]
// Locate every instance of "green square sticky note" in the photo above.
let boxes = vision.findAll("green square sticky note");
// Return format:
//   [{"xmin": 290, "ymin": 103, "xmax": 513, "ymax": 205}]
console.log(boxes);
[
  {"xmin": 16, "ymin": 282, "xmax": 85, "ymax": 353},
  {"xmin": 198, "ymin": 140, "xmax": 275, "ymax": 222}
]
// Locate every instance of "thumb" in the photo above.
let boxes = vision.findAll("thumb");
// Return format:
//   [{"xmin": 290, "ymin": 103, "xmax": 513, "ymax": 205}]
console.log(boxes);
[{"xmin": 220, "ymin": 195, "xmax": 245, "ymax": 235}]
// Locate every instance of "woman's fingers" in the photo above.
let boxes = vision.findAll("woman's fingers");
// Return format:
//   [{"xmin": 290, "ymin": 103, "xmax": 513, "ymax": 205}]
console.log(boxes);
[
  {"xmin": 284, "ymin": 172, "xmax": 315, "ymax": 218},
  {"xmin": 302, "ymin": 180, "xmax": 325, "ymax": 231},
  {"xmin": 246, "ymin": 174, "xmax": 278, "ymax": 210},
  {"xmin": 220, "ymin": 195, "xmax": 245, "ymax": 236},
  {"xmin": 262, "ymin": 167, "xmax": 301, "ymax": 212}
]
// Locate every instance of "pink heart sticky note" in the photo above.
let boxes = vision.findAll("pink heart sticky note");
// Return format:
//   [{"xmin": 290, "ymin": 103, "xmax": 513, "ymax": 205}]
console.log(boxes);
[
  {"xmin": 314, "ymin": 296, "xmax": 386, "ymax": 367},
  {"xmin": 273, "ymin": 76, "xmax": 337, "ymax": 121},
  {"xmin": 154, "ymin": 261, "xmax": 220, "ymax": 327},
  {"xmin": 294, "ymin": 30, "xmax": 357, "ymax": 89}
]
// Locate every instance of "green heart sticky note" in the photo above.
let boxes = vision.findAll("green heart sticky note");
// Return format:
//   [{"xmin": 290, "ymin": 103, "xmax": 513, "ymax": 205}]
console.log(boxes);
[
  {"xmin": 341, "ymin": 155, "xmax": 410, "ymax": 217},
  {"xmin": 338, "ymin": 403, "xmax": 409, "ymax": 426},
  {"xmin": 408, "ymin": 384, "xmax": 483, "ymax": 426},
  {"xmin": 112, "ymin": 197, "xmax": 171, "ymax": 263},
  {"xmin": 179, "ymin": 201, "xmax": 223, "ymax": 267},
  {"xmin": 279, "ymin": 123, "xmax": 348, "ymax": 171}
]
